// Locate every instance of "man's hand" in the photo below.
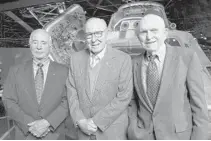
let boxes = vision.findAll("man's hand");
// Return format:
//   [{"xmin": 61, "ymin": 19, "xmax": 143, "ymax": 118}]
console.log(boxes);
[
  {"xmin": 77, "ymin": 118, "xmax": 97, "ymax": 135},
  {"xmin": 41, "ymin": 128, "xmax": 50, "ymax": 137},
  {"xmin": 28, "ymin": 119, "xmax": 51, "ymax": 138}
]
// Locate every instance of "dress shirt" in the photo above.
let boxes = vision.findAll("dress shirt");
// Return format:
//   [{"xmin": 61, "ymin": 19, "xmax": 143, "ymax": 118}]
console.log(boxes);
[
  {"xmin": 141, "ymin": 44, "xmax": 166, "ymax": 93},
  {"xmin": 90, "ymin": 46, "xmax": 106, "ymax": 68},
  {"xmin": 89, "ymin": 46, "xmax": 106, "ymax": 96}
]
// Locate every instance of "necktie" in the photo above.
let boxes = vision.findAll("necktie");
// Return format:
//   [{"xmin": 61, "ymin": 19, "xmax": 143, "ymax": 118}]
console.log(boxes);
[
  {"xmin": 35, "ymin": 63, "xmax": 44, "ymax": 104},
  {"xmin": 146, "ymin": 55, "xmax": 160, "ymax": 108},
  {"xmin": 90, "ymin": 55, "xmax": 100, "ymax": 68}
]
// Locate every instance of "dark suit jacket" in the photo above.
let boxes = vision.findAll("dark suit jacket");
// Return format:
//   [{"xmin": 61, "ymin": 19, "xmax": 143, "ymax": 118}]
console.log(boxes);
[
  {"xmin": 67, "ymin": 46, "xmax": 133, "ymax": 139},
  {"xmin": 3, "ymin": 60, "xmax": 69, "ymax": 140},
  {"xmin": 128, "ymin": 45, "xmax": 209, "ymax": 140}
]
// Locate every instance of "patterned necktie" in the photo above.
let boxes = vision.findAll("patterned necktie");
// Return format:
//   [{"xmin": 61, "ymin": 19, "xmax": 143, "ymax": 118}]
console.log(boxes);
[
  {"xmin": 146, "ymin": 55, "xmax": 160, "ymax": 108},
  {"xmin": 35, "ymin": 63, "xmax": 44, "ymax": 104}
]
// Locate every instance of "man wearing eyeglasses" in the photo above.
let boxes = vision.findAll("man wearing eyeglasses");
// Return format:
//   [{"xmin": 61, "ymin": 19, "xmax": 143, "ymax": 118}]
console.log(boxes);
[{"xmin": 66, "ymin": 17, "xmax": 133, "ymax": 139}]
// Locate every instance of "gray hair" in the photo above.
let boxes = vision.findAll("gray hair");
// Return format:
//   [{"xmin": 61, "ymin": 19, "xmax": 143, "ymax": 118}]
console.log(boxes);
[{"xmin": 29, "ymin": 29, "xmax": 52, "ymax": 46}]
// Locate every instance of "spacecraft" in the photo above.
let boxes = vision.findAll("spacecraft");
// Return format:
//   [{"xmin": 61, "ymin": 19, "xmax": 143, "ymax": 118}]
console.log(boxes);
[{"xmin": 43, "ymin": 1, "xmax": 211, "ymax": 110}]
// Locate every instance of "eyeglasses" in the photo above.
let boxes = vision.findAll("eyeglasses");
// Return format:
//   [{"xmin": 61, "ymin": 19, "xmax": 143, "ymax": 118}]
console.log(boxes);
[{"xmin": 85, "ymin": 31, "xmax": 104, "ymax": 39}]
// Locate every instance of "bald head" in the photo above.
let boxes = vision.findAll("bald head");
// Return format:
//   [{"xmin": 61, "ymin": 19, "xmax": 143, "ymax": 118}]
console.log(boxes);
[
  {"xmin": 140, "ymin": 14, "xmax": 166, "ymax": 30},
  {"xmin": 85, "ymin": 17, "xmax": 107, "ymax": 33}
]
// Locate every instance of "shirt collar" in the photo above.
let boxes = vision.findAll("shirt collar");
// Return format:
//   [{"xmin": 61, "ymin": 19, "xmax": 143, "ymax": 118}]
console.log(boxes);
[
  {"xmin": 33, "ymin": 57, "xmax": 50, "ymax": 67},
  {"xmin": 145, "ymin": 44, "xmax": 166, "ymax": 62},
  {"xmin": 90, "ymin": 45, "xmax": 107, "ymax": 60}
]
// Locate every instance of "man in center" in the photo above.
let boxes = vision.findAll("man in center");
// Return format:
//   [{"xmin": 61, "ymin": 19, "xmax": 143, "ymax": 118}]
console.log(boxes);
[{"xmin": 66, "ymin": 17, "xmax": 133, "ymax": 139}]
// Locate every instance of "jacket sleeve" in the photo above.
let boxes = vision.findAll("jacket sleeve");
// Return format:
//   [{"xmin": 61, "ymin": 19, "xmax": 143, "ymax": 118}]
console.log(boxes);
[
  {"xmin": 187, "ymin": 52, "xmax": 209, "ymax": 140},
  {"xmin": 66, "ymin": 57, "xmax": 86, "ymax": 127},
  {"xmin": 46, "ymin": 67, "xmax": 69, "ymax": 130},
  {"xmin": 2, "ymin": 67, "xmax": 34, "ymax": 135},
  {"xmin": 92, "ymin": 55, "xmax": 133, "ymax": 132},
  {"xmin": 127, "ymin": 88, "xmax": 140, "ymax": 139}
]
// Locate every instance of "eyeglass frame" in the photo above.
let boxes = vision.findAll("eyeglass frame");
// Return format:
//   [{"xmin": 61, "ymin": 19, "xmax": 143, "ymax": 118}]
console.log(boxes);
[{"xmin": 85, "ymin": 29, "xmax": 106, "ymax": 39}]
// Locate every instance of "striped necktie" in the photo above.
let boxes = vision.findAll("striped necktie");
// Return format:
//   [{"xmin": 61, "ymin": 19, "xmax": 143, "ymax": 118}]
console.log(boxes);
[
  {"xmin": 35, "ymin": 63, "xmax": 44, "ymax": 104},
  {"xmin": 146, "ymin": 55, "xmax": 160, "ymax": 108}
]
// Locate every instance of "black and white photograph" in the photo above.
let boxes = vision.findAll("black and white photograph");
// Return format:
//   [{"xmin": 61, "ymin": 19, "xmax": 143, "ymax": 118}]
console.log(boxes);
[{"xmin": 0, "ymin": 0, "xmax": 210, "ymax": 140}]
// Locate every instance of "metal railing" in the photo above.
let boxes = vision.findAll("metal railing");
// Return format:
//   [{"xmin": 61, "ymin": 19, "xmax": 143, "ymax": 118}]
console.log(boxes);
[{"xmin": 0, "ymin": 125, "xmax": 15, "ymax": 140}]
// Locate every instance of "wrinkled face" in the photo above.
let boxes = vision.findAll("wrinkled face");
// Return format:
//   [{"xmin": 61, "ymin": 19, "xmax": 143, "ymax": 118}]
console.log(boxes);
[
  {"xmin": 85, "ymin": 19, "xmax": 107, "ymax": 54},
  {"xmin": 30, "ymin": 30, "xmax": 51, "ymax": 60},
  {"xmin": 137, "ymin": 14, "xmax": 168, "ymax": 53}
]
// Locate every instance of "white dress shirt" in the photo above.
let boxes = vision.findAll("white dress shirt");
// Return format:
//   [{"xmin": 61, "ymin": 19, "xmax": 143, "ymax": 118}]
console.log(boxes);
[{"xmin": 90, "ymin": 46, "xmax": 106, "ymax": 68}]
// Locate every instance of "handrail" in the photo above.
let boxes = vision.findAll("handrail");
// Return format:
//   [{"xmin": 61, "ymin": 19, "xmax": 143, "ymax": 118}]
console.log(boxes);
[
  {"xmin": 0, "ymin": 125, "xmax": 15, "ymax": 140},
  {"xmin": 0, "ymin": 116, "xmax": 7, "ymax": 120}
]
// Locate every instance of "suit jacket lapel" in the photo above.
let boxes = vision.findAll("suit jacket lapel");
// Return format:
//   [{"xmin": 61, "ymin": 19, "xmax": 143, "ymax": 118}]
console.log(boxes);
[
  {"xmin": 134, "ymin": 55, "xmax": 153, "ymax": 113},
  {"xmin": 39, "ymin": 61, "xmax": 55, "ymax": 106},
  {"xmin": 24, "ymin": 59, "xmax": 39, "ymax": 106},
  {"xmin": 80, "ymin": 49, "xmax": 92, "ymax": 102},
  {"xmin": 154, "ymin": 45, "xmax": 179, "ymax": 112}
]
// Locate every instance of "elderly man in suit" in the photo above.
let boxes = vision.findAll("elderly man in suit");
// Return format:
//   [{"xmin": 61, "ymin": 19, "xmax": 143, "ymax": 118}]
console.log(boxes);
[
  {"xmin": 127, "ymin": 10, "xmax": 209, "ymax": 140},
  {"xmin": 3, "ymin": 29, "xmax": 68, "ymax": 139},
  {"xmin": 66, "ymin": 17, "xmax": 133, "ymax": 140}
]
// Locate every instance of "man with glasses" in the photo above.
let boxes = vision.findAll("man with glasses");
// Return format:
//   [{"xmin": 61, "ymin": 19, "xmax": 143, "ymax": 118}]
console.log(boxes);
[
  {"xmin": 67, "ymin": 17, "xmax": 133, "ymax": 139},
  {"xmin": 127, "ymin": 10, "xmax": 209, "ymax": 140}
]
